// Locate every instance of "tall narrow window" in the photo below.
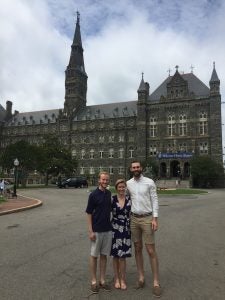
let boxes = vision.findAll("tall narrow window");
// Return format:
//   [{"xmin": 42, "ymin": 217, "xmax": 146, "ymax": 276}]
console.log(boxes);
[
  {"xmin": 168, "ymin": 115, "xmax": 176, "ymax": 136},
  {"xmin": 179, "ymin": 114, "xmax": 187, "ymax": 136},
  {"xmin": 118, "ymin": 166, "xmax": 124, "ymax": 174},
  {"xmin": 109, "ymin": 166, "xmax": 114, "ymax": 174},
  {"xmin": 150, "ymin": 116, "xmax": 157, "ymax": 137},
  {"xmin": 80, "ymin": 166, "xmax": 84, "ymax": 174},
  {"xmin": 90, "ymin": 149, "xmax": 94, "ymax": 159},
  {"xmin": 149, "ymin": 145, "xmax": 157, "ymax": 156},
  {"xmin": 129, "ymin": 147, "xmax": 134, "ymax": 158},
  {"xmin": 109, "ymin": 148, "xmax": 114, "ymax": 158},
  {"xmin": 199, "ymin": 112, "xmax": 208, "ymax": 135},
  {"xmin": 119, "ymin": 148, "xmax": 124, "ymax": 158},
  {"xmin": 99, "ymin": 150, "xmax": 104, "ymax": 158},
  {"xmin": 199, "ymin": 142, "xmax": 208, "ymax": 154},
  {"xmin": 81, "ymin": 149, "xmax": 85, "ymax": 160}
]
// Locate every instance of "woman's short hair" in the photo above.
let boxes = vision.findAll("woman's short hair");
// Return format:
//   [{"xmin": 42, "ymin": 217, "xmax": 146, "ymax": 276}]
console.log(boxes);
[{"xmin": 115, "ymin": 179, "xmax": 126, "ymax": 190}]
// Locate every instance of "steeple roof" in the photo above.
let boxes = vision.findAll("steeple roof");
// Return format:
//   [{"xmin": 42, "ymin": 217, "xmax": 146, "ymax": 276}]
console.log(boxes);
[
  {"xmin": 138, "ymin": 73, "xmax": 147, "ymax": 92},
  {"xmin": 210, "ymin": 62, "xmax": 220, "ymax": 82},
  {"xmin": 68, "ymin": 11, "xmax": 86, "ymax": 75},
  {"xmin": 72, "ymin": 11, "xmax": 82, "ymax": 47}
]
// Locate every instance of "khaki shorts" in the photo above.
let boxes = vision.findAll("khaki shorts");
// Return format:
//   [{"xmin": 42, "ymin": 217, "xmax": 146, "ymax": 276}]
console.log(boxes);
[
  {"xmin": 130, "ymin": 215, "xmax": 155, "ymax": 244},
  {"xmin": 90, "ymin": 231, "xmax": 112, "ymax": 257}
]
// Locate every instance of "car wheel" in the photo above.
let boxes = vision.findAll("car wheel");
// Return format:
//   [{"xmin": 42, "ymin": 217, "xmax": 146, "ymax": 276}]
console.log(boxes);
[{"xmin": 65, "ymin": 184, "xmax": 69, "ymax": 188}]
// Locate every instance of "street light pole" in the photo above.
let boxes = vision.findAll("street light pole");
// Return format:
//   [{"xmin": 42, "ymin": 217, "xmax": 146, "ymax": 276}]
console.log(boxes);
[{"xmin": 12, "ymin": 158, "xmax": 19, "ymax": 198}]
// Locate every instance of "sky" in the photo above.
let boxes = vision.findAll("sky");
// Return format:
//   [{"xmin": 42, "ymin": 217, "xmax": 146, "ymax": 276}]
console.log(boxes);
[{"xmin": 0, "ymin": 0, "xmax": 225, "ymax": 148}]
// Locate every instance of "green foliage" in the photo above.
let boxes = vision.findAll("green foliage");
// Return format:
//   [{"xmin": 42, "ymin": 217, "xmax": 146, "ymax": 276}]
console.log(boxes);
[
  {"xmin": 191, "ymin": 156, "xmax": 225, "ymax": 188},
  {"xmin": 0, "ymin": 137, "xmax": 78, "ymax": 186},
  {"xmin": 142, "ymin": 158, "xmax": 159, "ymax": 179},
  {"xmin": 38, "ymin": 136, "xmax": 77, "ymax": 177},
  {"xmin": 0, "ymin": 140, "xmax": 40, "ymax": 171}
]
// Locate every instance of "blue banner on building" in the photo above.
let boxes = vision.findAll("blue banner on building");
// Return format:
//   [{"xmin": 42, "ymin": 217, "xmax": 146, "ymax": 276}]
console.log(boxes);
[{"xmin": 157, "ymin": 152, "xmax": 193, "ymax": 159}]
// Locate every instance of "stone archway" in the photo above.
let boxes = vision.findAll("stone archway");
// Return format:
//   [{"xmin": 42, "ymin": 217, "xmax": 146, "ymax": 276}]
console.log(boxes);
[
  {"xmin": 170, "ymin": 160, "xmax": 180, "ymax": 177},
  {"xmin": 183, "ymin": 162, "xmax": 190, "ymax": 179},
  {"xmin": 159, "ymin": 162, "xmax": 167, "ymax": 178}
]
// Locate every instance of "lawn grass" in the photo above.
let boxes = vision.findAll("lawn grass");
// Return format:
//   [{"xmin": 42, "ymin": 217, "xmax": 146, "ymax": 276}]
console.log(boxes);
[
  {"xmin": 108, "ymin": 187, "xmax": 207, "ymax": 195},
  {"xmin": 0, "ymin": 195, "xmax": 7, "ymax": 203},
  {"xmin": 157, "ymin": 188, "xmax": 207, "ymax": 195}
]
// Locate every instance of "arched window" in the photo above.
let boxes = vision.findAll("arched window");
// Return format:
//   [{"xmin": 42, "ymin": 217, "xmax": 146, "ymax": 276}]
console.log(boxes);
[
  {"xmin": 90, "ymin": 149, "xmax": 94, "ymax": 159},
  {"xmin": 81, "ymin": 149, "xmax": 85, "ymax": 160},
  {"xmin": 109, "ymin": 148, "xmax": 114, "ymax": 158}
]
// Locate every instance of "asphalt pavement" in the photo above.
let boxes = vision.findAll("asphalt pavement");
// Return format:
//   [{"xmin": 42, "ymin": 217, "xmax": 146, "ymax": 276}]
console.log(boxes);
[{"xmin": 0, "ymin": 187, "xmax": 225, "ymax": 300}]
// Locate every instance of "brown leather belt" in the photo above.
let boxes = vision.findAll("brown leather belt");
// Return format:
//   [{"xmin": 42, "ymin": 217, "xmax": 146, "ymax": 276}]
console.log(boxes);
[{"xmin": 131, "ymin": 212, "xmax": 152, "ymax": 218}]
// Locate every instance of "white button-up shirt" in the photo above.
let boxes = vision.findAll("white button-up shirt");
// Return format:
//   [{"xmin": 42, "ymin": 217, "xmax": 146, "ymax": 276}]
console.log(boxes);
[{"xmin": 126, "ymin": 175, "xmax": 159, "ymax": 217}]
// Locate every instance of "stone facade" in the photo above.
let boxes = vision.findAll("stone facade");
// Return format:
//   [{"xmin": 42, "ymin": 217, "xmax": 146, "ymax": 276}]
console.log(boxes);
[{"xmin": 0, "ymin": 14, "xmax": 223, "ymax": 184}]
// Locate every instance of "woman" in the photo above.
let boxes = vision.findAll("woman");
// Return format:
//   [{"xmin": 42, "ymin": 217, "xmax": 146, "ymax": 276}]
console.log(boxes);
[{"xmin": 111, "ymin": 179, "xmax": 131, "ymax": 290}]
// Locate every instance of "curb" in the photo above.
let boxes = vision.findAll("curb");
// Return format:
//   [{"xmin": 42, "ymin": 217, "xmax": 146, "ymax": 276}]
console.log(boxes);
[{"xmin": 0, "ymin": 195, "xmax": 43, "ymax": 216}]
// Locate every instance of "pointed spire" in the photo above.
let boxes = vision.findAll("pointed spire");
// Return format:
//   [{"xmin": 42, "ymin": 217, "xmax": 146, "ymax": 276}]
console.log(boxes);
[
  {"xmin": 72, "ymin": 11, "xmax": 82, "ymax": 47},
  {"xmin": 68, "ymin": 11, "xmax": 86, "ymax": 74},
  {"xmin": 210, "ymin": 61, "xmax": 220, "ymax": 82},
  {"xmin": 209, "ymin": 62, "xmax": 220, "ymax": 95},
  {"xmin": 138, "ymin": 72, "xmax": 146, "ymax": 92}
]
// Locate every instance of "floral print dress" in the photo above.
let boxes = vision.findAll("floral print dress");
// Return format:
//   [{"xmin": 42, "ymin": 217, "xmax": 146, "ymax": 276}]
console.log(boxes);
[{"xmin": 110, "ymin": 195, "xmax": 132, "ymax": 258}]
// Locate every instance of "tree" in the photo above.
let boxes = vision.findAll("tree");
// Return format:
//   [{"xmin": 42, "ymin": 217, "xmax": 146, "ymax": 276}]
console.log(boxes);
[
  {"xmin": 142, "ymin": 157, "xmax": 159, "ymax": 180},
  {"xmin": 191, "ymin": 156, "xmax": 225, "ymax": 188},
  {"xmin": 0, "ymin": 140, "xmax": 41, "ymax": 187},
  {"xmin": 38, "ymin": 136, "xmax": 78, "ymax": 185}
]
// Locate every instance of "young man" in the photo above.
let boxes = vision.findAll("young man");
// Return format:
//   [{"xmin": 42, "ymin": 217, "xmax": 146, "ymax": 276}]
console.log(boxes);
[
  {"xmin": 86, "ymin": 171, "xmax": 112, "ymax": 293},
  {"xmin": 126, "ymin": 161, "xmax": 161, "ymax": 298}
]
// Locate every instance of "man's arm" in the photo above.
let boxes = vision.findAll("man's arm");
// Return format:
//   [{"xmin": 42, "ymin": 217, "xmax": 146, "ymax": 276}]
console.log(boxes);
[
  {"xmin": 86, "ymin": 213, "xmax": 96, "ymax": 241},
  {"xmin": 150, "ymin": 181, "xmax": 159, "ymax": 231}
]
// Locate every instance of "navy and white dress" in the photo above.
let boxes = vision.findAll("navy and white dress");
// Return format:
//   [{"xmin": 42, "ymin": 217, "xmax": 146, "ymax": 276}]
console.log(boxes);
[{"xmin": 110, "ymin": 195, "xmax": 132, "ymax": 258}]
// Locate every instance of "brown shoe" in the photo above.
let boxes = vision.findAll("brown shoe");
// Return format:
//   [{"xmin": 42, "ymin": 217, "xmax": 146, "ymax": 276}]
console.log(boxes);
[
  {"xmin": 135, "ymin": 279, "xmax": 145, "ymax": 289},
  {"xmin": 90, "ymin": 283, "xmax": 99, "ymax": 294},
  {"xmin": 99, "ymin": 282, "xmax": 111, "ymax": 292},
  {"xmin": 152, "ymin": 285, "xmax": 162, "ymax": 298}
]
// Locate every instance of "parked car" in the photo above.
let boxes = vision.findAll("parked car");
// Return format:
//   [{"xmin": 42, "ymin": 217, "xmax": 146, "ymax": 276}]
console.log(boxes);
[{"xmin": 57, "ymin": 177, "xmax": 88, "ymax": 188}]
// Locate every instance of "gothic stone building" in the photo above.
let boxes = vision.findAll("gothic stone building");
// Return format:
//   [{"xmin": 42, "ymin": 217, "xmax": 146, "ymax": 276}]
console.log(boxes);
[{"xmin": 0, "ymin": 14, "xmax": 223, "ymax": 184}]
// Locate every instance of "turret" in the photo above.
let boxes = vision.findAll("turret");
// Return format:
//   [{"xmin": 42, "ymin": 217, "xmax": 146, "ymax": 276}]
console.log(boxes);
[
  {"xmin": 209, "ymin": 62, "xmax": 220, "ymax": 95},
  {"xmin": 137, "ymin": 73, "xmax": 149, "ymax": 104}
]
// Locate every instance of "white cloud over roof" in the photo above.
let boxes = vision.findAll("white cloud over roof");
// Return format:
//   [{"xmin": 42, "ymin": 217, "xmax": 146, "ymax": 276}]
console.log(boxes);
[{"xmin": 0, "ymin": 0, "xmax": 224, "ymax": 144}]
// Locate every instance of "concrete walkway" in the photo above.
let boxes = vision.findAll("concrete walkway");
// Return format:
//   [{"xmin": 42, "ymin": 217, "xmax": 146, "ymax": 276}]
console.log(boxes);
[{"xmin": 0, "ymin": 194, "xmax": 42, "ymax": 215}]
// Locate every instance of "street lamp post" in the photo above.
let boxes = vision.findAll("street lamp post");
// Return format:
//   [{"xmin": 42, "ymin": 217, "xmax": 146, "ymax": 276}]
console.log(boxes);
[{"xmin": 12, "ymin": 158, "xmax": 19, "ymax": 198}]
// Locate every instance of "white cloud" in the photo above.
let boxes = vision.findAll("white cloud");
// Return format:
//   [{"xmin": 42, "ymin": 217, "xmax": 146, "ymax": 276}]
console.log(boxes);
[{"xmin": 0, "ymin": 0, "xmax": 224, "ymax": 145}]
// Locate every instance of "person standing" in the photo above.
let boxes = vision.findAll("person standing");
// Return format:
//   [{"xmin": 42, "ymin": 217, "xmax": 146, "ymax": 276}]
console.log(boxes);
[
  {"xmin": 0, "ymin": 179, "xmax": 5, "ymax": 196},
  {"xmin": 126, "ymin": 161, "xmax": 161, "ymax": 298},
  {"xmin": 111, "ymin": 179, "xmax": 131, "ymax": 290},
  {"xmin": 86, "ymin": 171, "xmax": 112, "ymax": 294}
]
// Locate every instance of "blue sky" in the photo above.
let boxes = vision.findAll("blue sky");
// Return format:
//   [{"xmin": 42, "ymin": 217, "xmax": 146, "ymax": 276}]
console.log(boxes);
[{"xmin": 0, "ymin": 0, "xmax": 225, "ymax": 148}]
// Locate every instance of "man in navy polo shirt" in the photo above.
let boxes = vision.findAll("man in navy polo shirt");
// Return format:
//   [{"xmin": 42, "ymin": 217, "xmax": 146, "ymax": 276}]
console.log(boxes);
[{"xmin": 86, "ymin": 171, "xmax": 112, "ymax": 293}]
